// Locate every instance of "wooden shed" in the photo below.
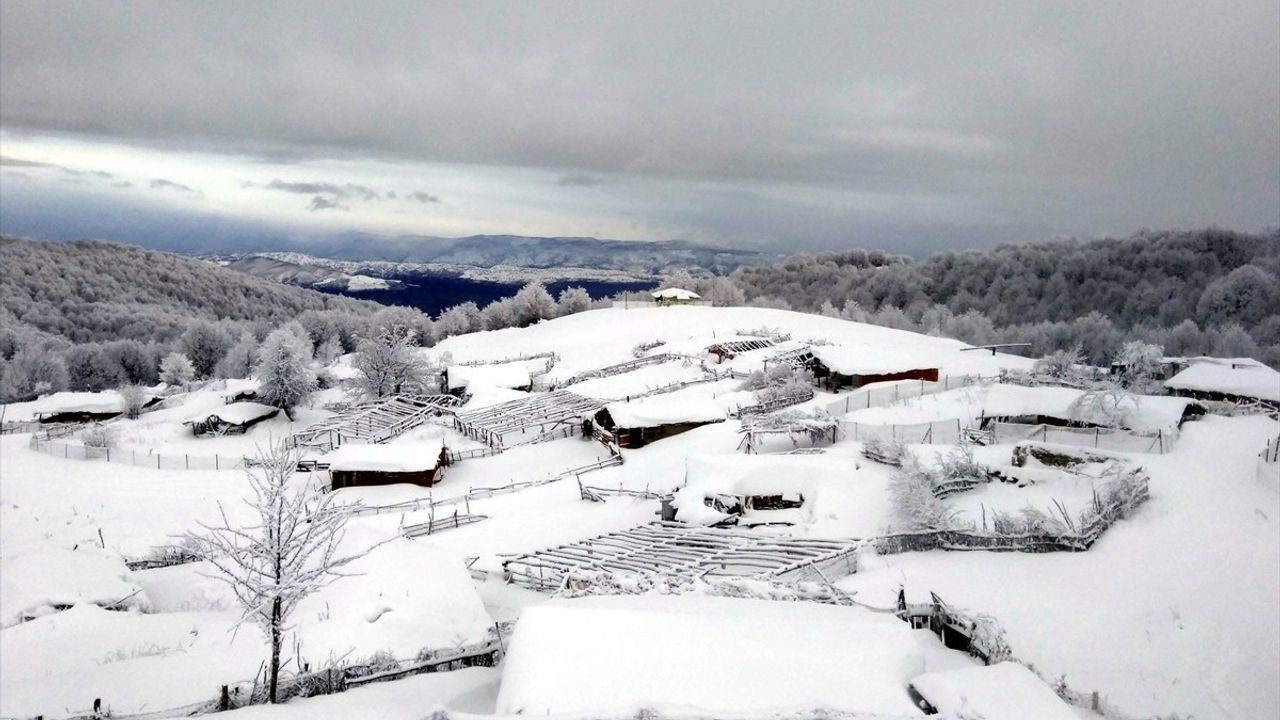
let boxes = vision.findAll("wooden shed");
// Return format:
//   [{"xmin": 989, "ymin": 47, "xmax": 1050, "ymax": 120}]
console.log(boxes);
[
  {"xmin": 35, "ymin": 390, "xmax": 161, "ymax": 424},
  {"xmin": 806, "ymin": 347, "xmax": 938, "ymax": 391},
  {"xmin": 184, "ymin": 402, "xmax": 280, "ymax": 437},
  {"xmin": 1163, "ymin": 357, "xmax": 1280, "ymax": 409},
  {"xmin": 594, "ymin": 397, "xmax": 725, "ymax": 449},
  {"xmin": 327, "ymin": 441, "xmax": 448, "ymax": 490}
]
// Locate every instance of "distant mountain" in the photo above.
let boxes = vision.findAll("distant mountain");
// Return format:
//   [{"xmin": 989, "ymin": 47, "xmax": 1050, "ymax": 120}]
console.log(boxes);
[{"xmin": 240, "ymin": 234, "xmax": 763, "ymax": 275}]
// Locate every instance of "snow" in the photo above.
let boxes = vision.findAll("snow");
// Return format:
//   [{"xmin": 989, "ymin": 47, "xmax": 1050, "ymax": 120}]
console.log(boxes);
[
  {"xmin": 671, "ymin": 453, "xmax": 894, "ymax": 534},
  {"xmin": 811, "ymin": 345, "xmax": 938, "ymax": 377},
  {"xmin": 292, "ymin": 532, "xmax": 494, "ymax": 662},
  {"xmin": 910, "ymin": 662, "xmax": 1078, "ymax": 719},
  {"xmin": 447, "ymin": 362, "xmax": 532, "ymax": 391},
  {"xmin": 185, "ymin": 401, "xmax": 279, "ymax": 426},
  {"xmin": 1165, "ymin": 357, "xmax": 1280, "ymax": 402},
  {"xmin": 325, "ymin": 440, "xmax": 444, "ymax": 473},
  {"xmin": 604, "ymin": 396, "xmax": 726, "ymax": 428},
  {"xmin": 651, "ymin": 287, "xmax": 700, "ymax": 300},
  {"xmin": 0, "ymin": 546, "xmax": 149, "ymax": 628},
  {"xmin": 495, "ymin": 594, "xmax": 924, "ymax": 716},
  {"xmin": 344, "ymin": 274, "xmax": 390, "ymax": 291},
  {"xmin": 847, "ymin": 382, "xmax": 1196, "ymax": 433},
  {"xmin": 841, "ymin": 414, "xmax": 1280, "ymax": 720},
  {"xmin": 3, "ymin": 390, "xmax": 131, "ymax": 420}
]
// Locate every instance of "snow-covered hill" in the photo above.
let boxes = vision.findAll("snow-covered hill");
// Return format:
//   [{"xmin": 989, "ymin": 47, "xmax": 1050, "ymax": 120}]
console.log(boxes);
[{"xmin": 1, "ymin": 306, "xmax": 1275, "ymax": 720}]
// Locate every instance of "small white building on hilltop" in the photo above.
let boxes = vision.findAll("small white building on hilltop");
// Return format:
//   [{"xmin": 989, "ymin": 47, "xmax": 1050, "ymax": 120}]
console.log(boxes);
[
  {"xmin": 651, "ymin": 287, "xmax": 700, "ymax": 306},
  {"xmin": 496, "ymin": 594, "xmax": 924, "ymax": 716}
]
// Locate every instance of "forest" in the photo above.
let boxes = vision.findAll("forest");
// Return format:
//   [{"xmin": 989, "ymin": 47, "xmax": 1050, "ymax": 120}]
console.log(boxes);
[{"xmin": 725, "ymin": 228, "xmax": 1280, "ymax": 367}]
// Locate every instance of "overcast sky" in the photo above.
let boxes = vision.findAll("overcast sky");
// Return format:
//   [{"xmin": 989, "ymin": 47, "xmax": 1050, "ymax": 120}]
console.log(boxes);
[{"xmin": 1, "ymin": 1, "xmax": 1277, "ymax": 255}]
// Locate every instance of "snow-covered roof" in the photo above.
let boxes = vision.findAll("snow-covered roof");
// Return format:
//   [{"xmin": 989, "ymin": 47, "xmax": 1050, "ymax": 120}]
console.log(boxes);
[
  {"xmin": 650, "ymin": 287, "xmax": 700, "ymax": 300},
  {"xmin": 1164, "ymin": 358, "xmax": 1280, "ymax": 403},
  {"xmin": 847, "ymin": 383, "xmax": 1197, "ymax": 433},
  {"xmin": 326, "ymin": 440, "xmax": 444, "ymax": 472},
  {"xmin": 1, "ymin": 547, "xmax": 149, "ymax": 628},
  {"xmin": 672, "ymin": 454, "xmax": 828, "ymax": 524},
  {"xmin": 185, "ymin": 402, "xmax": 278, "ymax": 426},
  {"xmin": 447, "ymin": 363, "xmax": 532, "ymax": 391},
  {"xmin": 910, "ymin": 662, "xmax": 1078, "ymax": 720},
  {"xmin": 810, "ymin": 345, "xmax": 938, "ymax": 377},
  {"xmin": 294, "ymin": 532, "xmax": 492, "ymax": 658},
  {"xmin": 604, "ymin": 396, "xmax": 726, "ymax": 429},
  {"xmin": 34, "ymin": 391, "xmax": 128, "ymax": 416},
  {"xmin": 495, "ymin": 594, "xmax": 923, "ymax": 716}
]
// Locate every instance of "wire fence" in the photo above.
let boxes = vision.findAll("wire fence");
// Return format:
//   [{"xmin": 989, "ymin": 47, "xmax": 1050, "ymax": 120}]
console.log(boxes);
[
  {"xmin": 28, "ymin": 436, "xmax": 252, "ymax": 471},
  {"xmin": 822, "ymin": 374, "xmax": 988, "ymax": 416},
  {"xmin": 840, "ymin": 418, "xmax": 1176, "ymax": 454}
]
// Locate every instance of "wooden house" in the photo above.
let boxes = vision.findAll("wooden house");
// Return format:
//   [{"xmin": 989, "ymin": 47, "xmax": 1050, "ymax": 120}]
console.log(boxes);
[
  {"xmin": 1163, "ymin": 357, "xmax": 1280, "ymax": 408},
  {"xmin": 650, "ymin": 287, "xmax": 700, "ymax": 306},
  {"xmin": 184, "ymin": 402, "xmax": 280, "ymax": 437},
  {"xmin": 908, "ymin": 663, "xmax": 1078, "ymax": 719},
  {"xmin": 327, "ymin": 440, "xmax": 448, "ymax": 490},
  {"xmin": 36, "ymin": 390, "xmax": 161, "ymax": 424},
  {"xmin": 593, "ymin": 397, "xmax": 725, "ymax": 448},
  {"xmin": 806, "ymin": 347, "xmax": 939, "ymax": 391}
]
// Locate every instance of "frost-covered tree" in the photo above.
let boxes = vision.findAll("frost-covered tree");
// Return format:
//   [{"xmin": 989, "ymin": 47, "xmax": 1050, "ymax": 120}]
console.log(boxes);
[
  {"xmin": 1032, "ymin": 346, "xmax": 1086, "ymax": 382},
  {"xmin": 255, "ymin": 328, "xmax": 317, "ymax": 419},
  {"xmin": 120, "ymin": 384, "xmax": 149, "ymax": 419},
  {"xmin": 435, "ymin": 301, "xmax": 483, "ymax": 339},
  {"xmin": 182, "ymin": 442, "xmax": 371, "ymax": 703},
  {"xmin": 512, "ymin": 282, "xmax": 557, "ymax": 327},
  {"xmin": 216, "ymin": 333, "xmax": 260, "ymax": 379},
  {"xmin": 103, "ymin": 339, "xmax": 157, "ymax": 385},
  {"xmin": 1070, "ymin": 382, "xmax": 1134, "ymax": 429},
  {"xmin": 181, "ymin": 321, "xmax": 234, "ymax": 379},
  {"xmin": 480, "ymin": 297, "xmax": 516, "ymax": 330},
  {"xmin": 1113, "ymin": 341, "xmax": 1165, "ymax": 391},
  {"xmin": 1196, "ymin": 265, "xmax": 1280, "ymax": 328},
  {"xmin": 702, "ymin": 278, "xmax": 745, "ymax": 307},
  {"xmin": 315, "ymin": 334, "xmax": 343, "ymax": 365},
  {"xmin": 2, "ymin": 347, "xmax": 69, "ymax": 400},
  {"xmin": 159, "ymin": 352, "xmax": 195, "ymax": 389},
  {"xmin": 556, "ymin": 286, "xmax": 593, "ymax": 316},
  {"xmin": 369, "ymin": 306, "xmax": 433, "ymax": 347},
  {"xmin": 64, "ymin": 343, "xmax": 122, "ymax": 391},
  {"xmin": 1212, "ymin": 323, "xmax": 1262, "ymax": 358},
  {"xmin": 352, "ymin": 328, "xmax": 430, "ymax": 398}
]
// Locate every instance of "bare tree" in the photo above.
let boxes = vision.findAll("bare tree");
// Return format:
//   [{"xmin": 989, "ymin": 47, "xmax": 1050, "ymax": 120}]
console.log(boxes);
[
  {"xmin": 183, "ymin": 442, "xmax": 368, "ymax": 703},
  {"xmin": 352, "ymin": 328, "xmax": 431, "ymax": 398}
]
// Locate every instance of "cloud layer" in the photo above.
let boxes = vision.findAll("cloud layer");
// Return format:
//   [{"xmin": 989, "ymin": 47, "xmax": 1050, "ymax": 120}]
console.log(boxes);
[{"xmin": 1, "ymin": 2, "xmax": 1276, "ymax": 250}]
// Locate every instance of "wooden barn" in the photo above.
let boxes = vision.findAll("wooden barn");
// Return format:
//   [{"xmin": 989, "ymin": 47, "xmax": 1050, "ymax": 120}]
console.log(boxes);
[
  {"xmin": 594, "ymin": 397, "xmax": 725, "ymax": 449},
  {"xmin": 327, "ymin": 440, "xmax": 448, "ymax": 490},
  {"xmin": 806, "ymin": 347, "xmax": 939, "ymax": 391},
  {"xmin": 36, "ymin": 390, "xmax": 161, "ymax": 424},
  {"xmin": 1163, "ymin": 357, "xmax": 1280, "ymax": 409},
  {"xmin": 184, "ymin": 402, "xmax": 279, "ymax": 437}
]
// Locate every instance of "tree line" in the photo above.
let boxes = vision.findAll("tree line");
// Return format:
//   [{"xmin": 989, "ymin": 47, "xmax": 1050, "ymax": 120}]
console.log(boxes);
[{"xmin": 727, "ymin": 228, "xmax": 1280, "ymax": 366}]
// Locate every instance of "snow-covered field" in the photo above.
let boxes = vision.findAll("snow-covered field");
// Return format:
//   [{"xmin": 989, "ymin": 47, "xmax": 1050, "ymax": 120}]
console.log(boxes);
[{"xmin": 1, "ymin": 306, "xmax": 1275, "ymax": 719}]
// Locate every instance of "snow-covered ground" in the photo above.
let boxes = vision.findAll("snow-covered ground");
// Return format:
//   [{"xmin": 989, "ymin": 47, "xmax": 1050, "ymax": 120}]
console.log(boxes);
[{"xmin": 0, "ymin": 306, "xmax": 1274, "ymax": 720}]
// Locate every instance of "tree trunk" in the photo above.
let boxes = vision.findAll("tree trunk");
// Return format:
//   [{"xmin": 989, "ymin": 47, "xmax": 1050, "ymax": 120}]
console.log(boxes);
[{"xmin": 269, "ymin": 596, "xmax": 282, "ymax": 702}]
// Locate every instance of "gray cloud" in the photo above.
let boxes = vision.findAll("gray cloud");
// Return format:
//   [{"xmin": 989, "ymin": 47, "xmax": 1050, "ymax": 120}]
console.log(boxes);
[
  {"xmin": 307, "ymin": 195, "xmax": 347, "ymax": 212},
  {"xmin": 558, "ymin": 173, "xmax": 604, "ymax": 187},
  {"xmin": 0, "ymin": 155, "xmax": 54, "ymax": 168},
  {"xmin": 405, "ymin": 191, "xmax": 440, "ymax": 204},
  {"xmin": 0, "ymin": 3, "xmax": 1276, "ymax": 246},
  {"xmin": 149, "ymin": 178, "xmax": 198, "ymax": 194},
  {"xmin": 262, "ymin": 179, "xmax": 380, "ymax": 201}
]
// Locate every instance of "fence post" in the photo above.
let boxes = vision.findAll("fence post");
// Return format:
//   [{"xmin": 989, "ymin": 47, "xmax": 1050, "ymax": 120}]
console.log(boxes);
[
  {"xmin": 216, "ymin": 455, "xmax": 219, "ymax": 470},
  {"xmin": 1095, "ymin": 429, "xmax": 1100, "ymax": 448},
  {"xmin": 186, "ymin": 454, "xmax": 189, "ymax": 470},
  {"xmin": 157, "ymin": 454, "xmax": 161, "ymax": 469}
]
